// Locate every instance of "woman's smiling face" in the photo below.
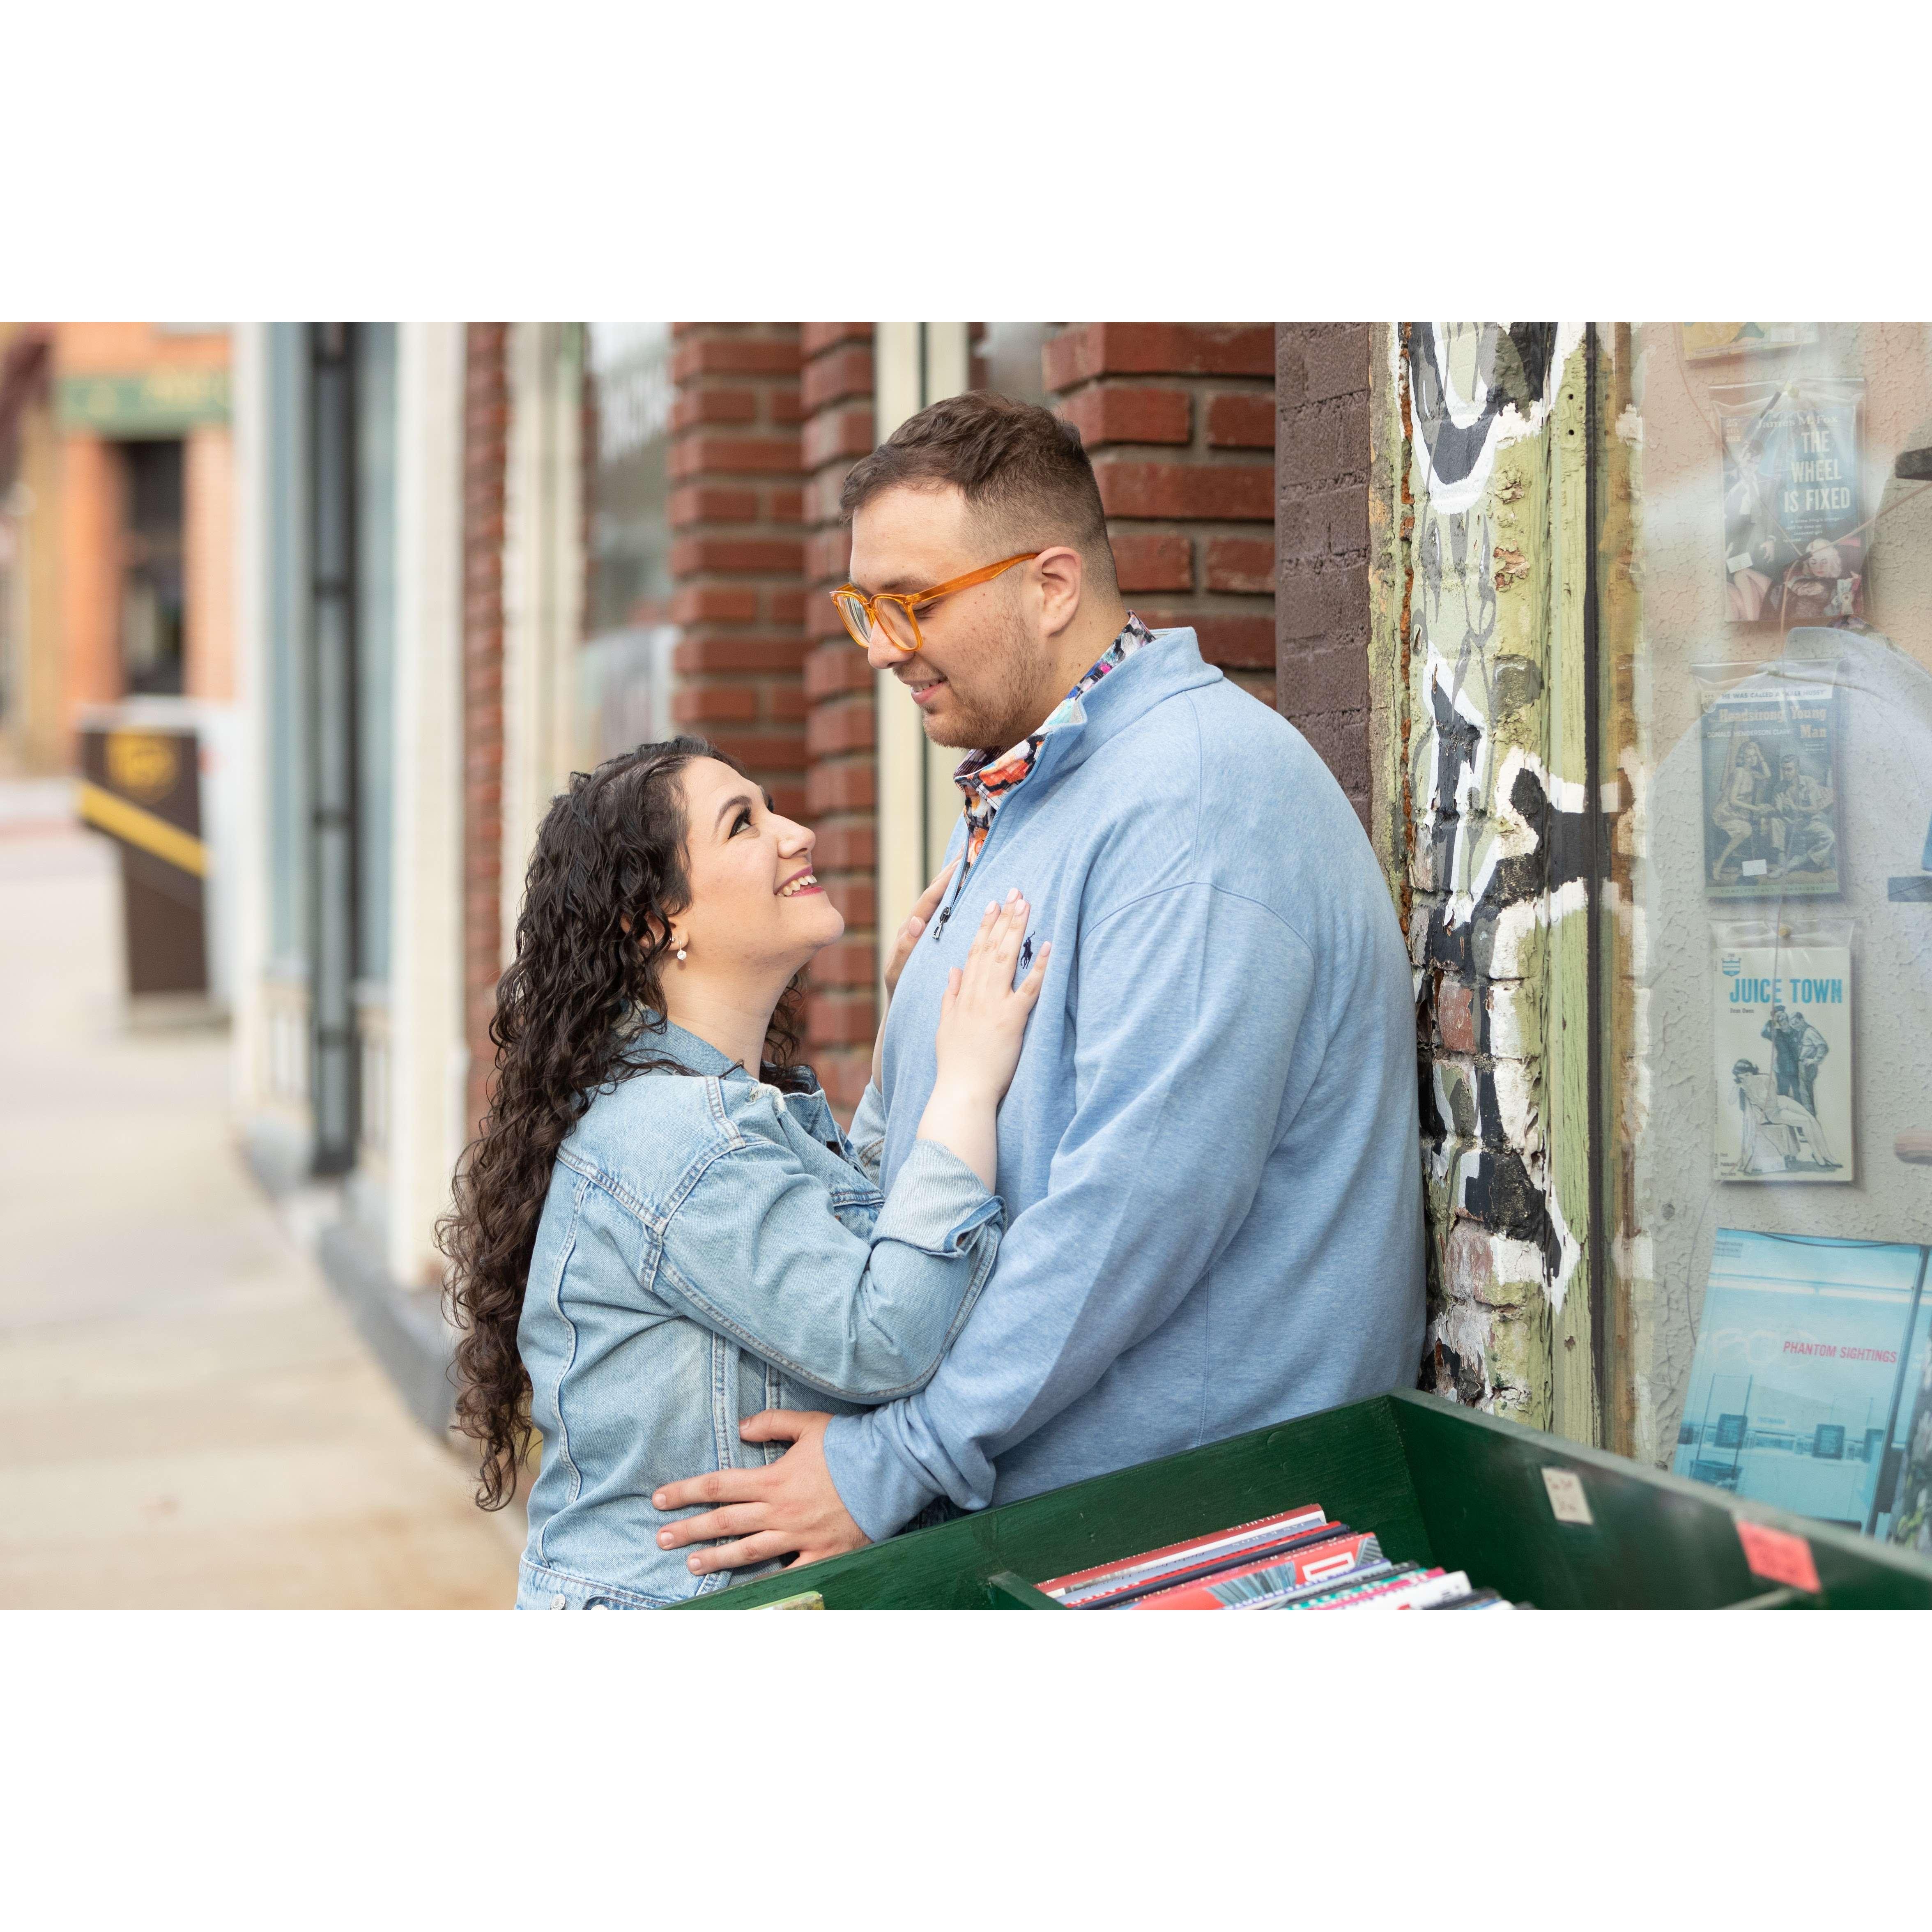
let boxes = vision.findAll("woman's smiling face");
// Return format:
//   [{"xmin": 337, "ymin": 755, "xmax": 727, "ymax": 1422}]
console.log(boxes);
[{"xmin": 673, "ymin": 757, "xmax": 844, "ymax": 975}]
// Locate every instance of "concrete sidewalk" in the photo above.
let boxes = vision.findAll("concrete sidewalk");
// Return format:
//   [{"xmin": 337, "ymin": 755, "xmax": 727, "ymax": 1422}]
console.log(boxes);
[{"xmin": 0, "ymin": 812, "xmax": 523, "ymax": 1607}]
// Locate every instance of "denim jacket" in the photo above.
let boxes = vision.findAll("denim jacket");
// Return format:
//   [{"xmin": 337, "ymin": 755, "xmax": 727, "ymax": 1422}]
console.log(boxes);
[{"xmin": 514, "ymin": 1016, "xmax": 1000, "ymax": 1609}]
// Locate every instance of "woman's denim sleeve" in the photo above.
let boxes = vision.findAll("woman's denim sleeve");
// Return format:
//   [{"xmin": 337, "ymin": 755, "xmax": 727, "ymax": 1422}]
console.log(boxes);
[
  {"xmin": 848, "ymin": 1081, "xmax": 888, "ymax": 1184},
  {"xmin": 651, "ymin": 1133, "xmax": 1001, "ymax": 1404}
]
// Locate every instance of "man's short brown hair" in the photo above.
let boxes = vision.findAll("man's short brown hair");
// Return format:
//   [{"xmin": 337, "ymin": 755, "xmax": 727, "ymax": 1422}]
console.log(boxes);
[{"xmin": 839, "ymin": 391, "xmax": 1118, "ymax": 592}]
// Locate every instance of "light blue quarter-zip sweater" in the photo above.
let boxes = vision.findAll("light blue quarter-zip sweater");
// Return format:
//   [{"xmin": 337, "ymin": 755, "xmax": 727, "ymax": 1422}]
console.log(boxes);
[{"xmin": 823, "ymin": 625, "xmax": 1426, "ymax": 1539}]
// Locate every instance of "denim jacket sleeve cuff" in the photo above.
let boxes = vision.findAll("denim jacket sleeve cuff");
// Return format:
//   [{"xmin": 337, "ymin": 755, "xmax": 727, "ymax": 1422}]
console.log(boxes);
[
  {"xmin": 823, "ymin": 1410, "xmax": 941, "ymax": 1544},
  {"xmin": 848, "ymin": 1081, "xmax": 888, "ymax": 1184},
  {"xmin": 869, "ymin": 1136, "xmax": 1003, "ymax": 1257}
]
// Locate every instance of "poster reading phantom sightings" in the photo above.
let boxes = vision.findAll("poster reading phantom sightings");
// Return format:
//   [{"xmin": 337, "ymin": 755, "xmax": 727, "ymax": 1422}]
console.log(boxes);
[
  {"xmin": 1712, "ymin": 929, "xmax": 1854, "ymax": 1183},
  {"xmin": 1673, "ymin": 1229, "xmax": 1930, "ymax": 1535},
  {"xmin": 1699, "ymin": 678, "xmax": 1841, "ymax": 896},
  {"xmin": 1716, "ymin": 378, "xmax": 1865, "ymax": 622}
]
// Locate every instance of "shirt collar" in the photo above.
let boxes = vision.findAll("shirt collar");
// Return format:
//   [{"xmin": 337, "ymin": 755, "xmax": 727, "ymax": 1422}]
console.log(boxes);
[{"xmin": 953, "ymin": 611, "xmax": 1157, "ymax": 795}]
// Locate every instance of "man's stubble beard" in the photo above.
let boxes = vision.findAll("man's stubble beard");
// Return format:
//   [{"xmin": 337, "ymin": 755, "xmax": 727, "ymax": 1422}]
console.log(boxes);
[{"xmin": 920, "ymin": 607, "xmax": 1052, "ymax": 754}]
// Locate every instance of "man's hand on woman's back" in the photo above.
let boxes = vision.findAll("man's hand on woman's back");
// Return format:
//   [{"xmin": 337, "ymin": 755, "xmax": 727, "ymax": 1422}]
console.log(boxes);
[{"xmin": 652, "ymin": 1410, "xmax": 866, "ymax": 1576}]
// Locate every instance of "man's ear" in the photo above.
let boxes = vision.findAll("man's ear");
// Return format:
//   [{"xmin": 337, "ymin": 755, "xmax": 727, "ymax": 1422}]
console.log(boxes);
[{"xmin": 1033, "ymin": 544, "xmax": 1084, "ymax": 639}]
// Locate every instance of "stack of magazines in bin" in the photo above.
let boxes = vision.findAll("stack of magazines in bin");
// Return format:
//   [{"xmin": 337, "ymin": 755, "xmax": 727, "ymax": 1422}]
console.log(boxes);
[{"xmin": 1036, "ymin": 1503, "xmax": 1519, "ymax": 1610}]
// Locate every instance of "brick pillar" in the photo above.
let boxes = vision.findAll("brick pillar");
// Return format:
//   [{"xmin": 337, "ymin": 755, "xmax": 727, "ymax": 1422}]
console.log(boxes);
[
  {"xmin": 59, "ymin": 430, "xmax": 123, "ymax": 739},
  {"xmin": 1274, "ymin": 324, "xmax": 1373, "ymax": 826},
  {"xmin": 461, "ymin": 324, "xmax": 509, "ymax": 1138},
  {"xmin": 666, "ymin": 324, "xmax": 807, "ymax": 816},
  {"xmin": 1043, "ymin": 323, "xmax": 1276, "ymax": 706},
  {"xmin": 798, "ymin": 323, "xmax": 879, "ymax": 1116}
]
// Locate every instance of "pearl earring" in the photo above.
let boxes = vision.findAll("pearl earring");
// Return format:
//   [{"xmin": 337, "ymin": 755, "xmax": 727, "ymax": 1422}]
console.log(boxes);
[{"xmin": 675, "ymin": 946, "xmax": 687, "ymax": 962}]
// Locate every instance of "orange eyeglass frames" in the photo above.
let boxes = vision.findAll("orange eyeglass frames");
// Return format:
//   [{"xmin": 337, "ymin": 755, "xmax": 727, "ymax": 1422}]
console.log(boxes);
[{"xmin": 830, "ymin": 552, "xmax": 1040, "ymax": 655}]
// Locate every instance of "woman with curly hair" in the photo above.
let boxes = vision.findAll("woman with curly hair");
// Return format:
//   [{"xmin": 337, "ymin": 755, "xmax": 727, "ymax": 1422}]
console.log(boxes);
[{"xmin": 438, "ymin": 736, "xmax": 1045, "ymax": 1609}]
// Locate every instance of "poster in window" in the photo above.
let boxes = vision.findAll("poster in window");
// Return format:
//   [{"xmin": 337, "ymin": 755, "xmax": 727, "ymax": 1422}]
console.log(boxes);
[
  {"xmin": 1699, "ymin": 676, "xmax": 1842, "ymax": 897},
  {"xmin": 1672, "ymin": 1229, "xmax": 1930, "ymax": 1536},
  {"xmin": 1681, "ymin": 322, "xmax": 1818, "ymax": 362},
  {"xmin": 1715, "ymin": 377, "xmax": 1864, "ymax": 622},
  {"xmin": 1711, "ymin": 925, "xmax": 1854, "ymax": 1184}
]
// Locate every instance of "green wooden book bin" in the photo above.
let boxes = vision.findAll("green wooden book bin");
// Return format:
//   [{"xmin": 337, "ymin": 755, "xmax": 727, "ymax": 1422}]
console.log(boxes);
[{"xmin": 678, "ymin": 1389, "xmax": 1932, "ymax": 1610}]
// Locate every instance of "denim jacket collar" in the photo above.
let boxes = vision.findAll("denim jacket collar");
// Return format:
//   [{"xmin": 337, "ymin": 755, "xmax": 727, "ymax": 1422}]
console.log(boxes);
[
  {"xmin": 620, "ymin": 1007, "xmax": 828, "ymax": 1106},
  {"xmin": 621, "ymin": 1008, "xmax": 751, "ymax": 1080}
]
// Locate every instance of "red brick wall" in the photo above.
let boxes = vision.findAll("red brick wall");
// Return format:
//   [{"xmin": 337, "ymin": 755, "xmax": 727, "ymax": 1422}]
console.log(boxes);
[
  {"xmin": 1044, "ymin": 323, "xmax": 1277, "ymax": 706},
  {"xmin": 665, "ymin": 320, "xmax": 884, "ymax": 1111},
  {"xmin": 666, "ymin": 324, "xmax": 807, "ymax": 818},
  {"xmin": 1274, "ymin": 324, "xmax": 1373, "ymax": 824},
  {"xmin": 798, "ymin": 324, "xmax": 879, "ymax": 1114},
  {"xmin": 461, "ymin": 323, "xmax": 510, "ymax": 1138}
]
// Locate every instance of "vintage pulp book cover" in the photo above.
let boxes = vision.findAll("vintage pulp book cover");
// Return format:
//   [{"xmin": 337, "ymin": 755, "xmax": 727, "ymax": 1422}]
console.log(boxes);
[
  {"xmin": 1682, "ymin": 323, "xmax": 1818, "ymax": 361},
  {"xmin": 1716, "ymin": 378, "xmax": 1865, "ymax": 622},
  {"xmin": 1672, "ymin": 1229, "xmax": 1932, "ymax": 1533},
  {"xmin": 1712, "ymin": 929, "xmax": 1854, "ymax": 1183},
  {"xmin": 1699, "ymin": 678, "xmax": 1842, "ymax": 897},
  {"xmin": 1036, "ymin": 1504, "xmax": 1327, "ymax": 1607}
]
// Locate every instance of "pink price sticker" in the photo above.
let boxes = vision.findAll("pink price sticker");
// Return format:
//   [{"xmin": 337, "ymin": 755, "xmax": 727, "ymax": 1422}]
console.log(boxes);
[{"xmin": 1736, "ymin": 1519, "xmax": 1822, "ymax": 1594}]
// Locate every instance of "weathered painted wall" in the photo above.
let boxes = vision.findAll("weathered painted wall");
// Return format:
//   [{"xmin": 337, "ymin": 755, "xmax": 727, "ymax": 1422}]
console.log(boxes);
[{"xmin": 1392, "ymin": 322, "xmax": 1600, "ymax": 1440}]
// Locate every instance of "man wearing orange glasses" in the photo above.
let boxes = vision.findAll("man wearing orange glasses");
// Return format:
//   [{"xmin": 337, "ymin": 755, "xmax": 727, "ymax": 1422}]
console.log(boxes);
[{"xmin": 653, "ymin": 391, "xmax": 1425, "ymax": 1574}]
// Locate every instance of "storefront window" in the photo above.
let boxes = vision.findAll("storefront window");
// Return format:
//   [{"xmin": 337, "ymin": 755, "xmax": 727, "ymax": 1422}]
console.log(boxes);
[
  {"xmin": 580, "ymin": 322, "xmax": 675, "ymax": 763},
  {"xmin": 972, "ymin": 321, "xmax": 1051, "ymax": 405},
  {"xmin": 354, "ymin": 322, "xmax": 397, "ymax": 986},
  {"xmin": 119, "ymin": 437, "xmax": 186, "ymax": 695},
  {"xmin": 1601, "ymin": 324, "xmax": 1932, "ymax": 1549}
]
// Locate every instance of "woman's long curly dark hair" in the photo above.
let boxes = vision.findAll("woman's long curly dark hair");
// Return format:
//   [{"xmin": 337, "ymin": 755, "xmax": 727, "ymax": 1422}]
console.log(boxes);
[{"xmin": 437, "ymin": 736, "xmax": 806, "ymax": 1509}]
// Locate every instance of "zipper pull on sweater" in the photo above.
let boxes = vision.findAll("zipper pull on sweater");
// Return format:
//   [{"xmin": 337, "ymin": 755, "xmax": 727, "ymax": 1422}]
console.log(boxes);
[{"xmin": 932, "ymin": 854, "xmax": 973, "ymax": 940}]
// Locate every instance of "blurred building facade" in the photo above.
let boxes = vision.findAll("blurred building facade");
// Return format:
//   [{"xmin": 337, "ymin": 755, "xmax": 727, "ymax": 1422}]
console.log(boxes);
[
  {"xmin": 0, "ymin": 322, "xmax": 235, "ymax": 776},
  {"xmin": 229, "ymin": 324, "xmax": 587, "ymax": 1422}
]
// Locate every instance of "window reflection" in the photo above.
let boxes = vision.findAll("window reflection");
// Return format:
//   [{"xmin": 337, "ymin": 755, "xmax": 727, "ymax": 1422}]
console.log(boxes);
[{"xmin": 1604, "ymin": 324, "xmax": 1932, "ymax": 1550}]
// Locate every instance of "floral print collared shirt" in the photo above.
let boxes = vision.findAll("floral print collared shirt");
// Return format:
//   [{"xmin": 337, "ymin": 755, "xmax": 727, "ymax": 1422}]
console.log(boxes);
[{"xmin": 953, "ymin": 612, "xmax": 1155, "ymax": 871}]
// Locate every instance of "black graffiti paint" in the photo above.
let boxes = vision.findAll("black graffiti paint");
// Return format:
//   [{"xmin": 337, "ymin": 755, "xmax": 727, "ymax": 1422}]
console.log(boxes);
[
  {"xmin": 1422, "ymin": 757, "xmax": 1590, "ymax": 980},
  {"xmin": 1418, "ymin": 716, "xmax": 1594, "ymax": 1284},
  {"xmin": 1427, "ymin": 680, "xmax": 1484, "ymax": 899},
  {"xmin": 1404, "ymin": 322, "xmax": 1558, "ymax": 487},
  {"xmin": 1407, "ymin": 322, "xmax": 1574, "ymax": 1332}
]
